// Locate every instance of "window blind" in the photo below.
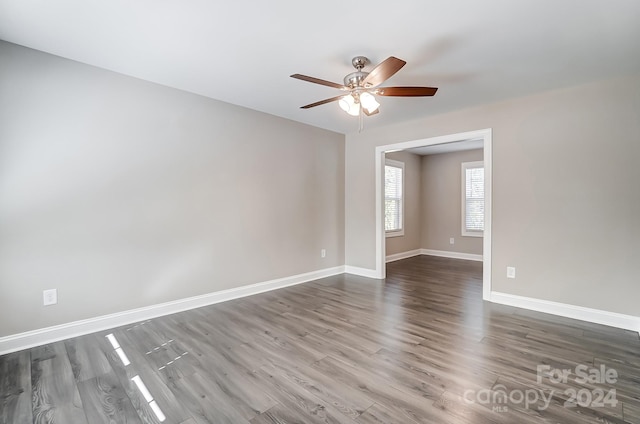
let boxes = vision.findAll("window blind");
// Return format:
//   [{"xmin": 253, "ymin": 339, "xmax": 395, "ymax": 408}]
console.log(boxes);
[
  {"xmin": 465, "ymin": 166, "xmax": 484, "ymax": 232},
  {"xmin": 385, "ymin": 164, "xmax": 403, "ymax": 232}
]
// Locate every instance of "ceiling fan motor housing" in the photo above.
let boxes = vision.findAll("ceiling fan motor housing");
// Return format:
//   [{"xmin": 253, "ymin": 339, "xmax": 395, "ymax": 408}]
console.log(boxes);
[
  {"xmin": 344, "ymin": 71, "xmax": 369, "ymax": 89},
  {"xmin": 344, "ymin": 56, "xmax": 370, "ymax": 88}
]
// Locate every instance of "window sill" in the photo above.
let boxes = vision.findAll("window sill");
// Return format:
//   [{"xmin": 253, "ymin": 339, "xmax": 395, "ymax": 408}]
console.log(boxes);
[
  {"xmin": 386, "ymin": 230, "xmax": 405, "ymax": 238},
  {"xmin": 462, "ymin": 231, "xmax": 483, "ymax": 238}
]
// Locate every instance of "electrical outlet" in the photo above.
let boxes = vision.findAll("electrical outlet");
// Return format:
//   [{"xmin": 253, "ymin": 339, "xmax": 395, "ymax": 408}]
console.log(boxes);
[
  {"xmin": 321, "ymin": 249, "xmax": 326, "ymax": 258},
  {"xmin": 449, "ymin": 238, "xmax": 455, "ymax": 245},
  {"xmin": 507, "ymin": 267, "xmax": 516, "ymax": 279},
  {"xmin": 43, "ymin": 289, "xmax": 57, "ymax": 306}
]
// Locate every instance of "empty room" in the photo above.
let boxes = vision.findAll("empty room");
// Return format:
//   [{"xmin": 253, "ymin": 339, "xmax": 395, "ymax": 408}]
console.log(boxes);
[{"xmin": 1, "ymin": 1, "xmax": 639, "ymax": 423}]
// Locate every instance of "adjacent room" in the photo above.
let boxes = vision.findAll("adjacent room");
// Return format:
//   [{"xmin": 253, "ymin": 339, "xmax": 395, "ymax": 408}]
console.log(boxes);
[
  {"xmin": 383, "ymin": 140, "xmax": 486, "ymax": 264},
  {"xmin": 1, "ymin": 1, "xmax": 639, "ymax": 423}
]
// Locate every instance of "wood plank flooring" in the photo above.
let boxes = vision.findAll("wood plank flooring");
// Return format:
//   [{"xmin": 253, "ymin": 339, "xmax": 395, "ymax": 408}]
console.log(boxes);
[{"xmin": 1, "ymin": 255, "xmax": 639, "ymax": 423}]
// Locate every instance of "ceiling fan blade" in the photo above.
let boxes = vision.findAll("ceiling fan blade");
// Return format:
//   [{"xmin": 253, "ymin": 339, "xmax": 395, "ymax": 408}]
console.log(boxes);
[
  {"xmin": 291, "ymin": 74, "xmax": 347, "ymax": 90},
  {"xmin": 363, "ymin": 107, "xmax": 380, "ymax": 116},
  {"xmin": 300, "ymin": 95, "xmax": 345, "ymax": 109},
  {"xmin": 376, "ymin": 86, "xmax": 438, "ymax": 97},
  {"xmin": 362, "ymin": 56, "xmax": 406, "ymax": 88}
]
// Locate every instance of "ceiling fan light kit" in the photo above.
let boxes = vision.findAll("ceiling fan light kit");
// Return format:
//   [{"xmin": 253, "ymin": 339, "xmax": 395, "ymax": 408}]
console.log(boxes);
[{"xmin": 291, "ymin": 55, "xmax": 438, "ymax": 129}]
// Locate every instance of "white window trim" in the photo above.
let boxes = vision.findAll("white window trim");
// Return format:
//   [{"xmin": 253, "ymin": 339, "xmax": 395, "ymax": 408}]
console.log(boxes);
[
  {"xmin": 385, "ymin": 158, "xmax": 405, "ymax": 238},
  {"xmin": 461, "ymin": 160, "xmax": 484, "ymax": 237}
]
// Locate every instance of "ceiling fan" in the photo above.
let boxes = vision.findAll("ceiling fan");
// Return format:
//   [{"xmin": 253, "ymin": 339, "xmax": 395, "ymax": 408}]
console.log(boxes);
[{"xmin": 291, "ymin": 56, "xmax": 438, "ymax": 119}]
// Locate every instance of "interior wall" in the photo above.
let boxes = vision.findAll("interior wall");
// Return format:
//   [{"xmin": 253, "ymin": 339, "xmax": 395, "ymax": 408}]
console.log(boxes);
[
  {"xmin": 0, "ymin": 41, "xmax": 345, "ymax": 337},
  {"xmin": 345, "ymin": 73, "xmax": 640, "ymax": 316},
  {"xmin": 421, "ymin": 149, "xmax": 483, "ymax": 255},
  {"xmin": 384, "ymin": 151, "xmax": 422, "ymax": 256}
]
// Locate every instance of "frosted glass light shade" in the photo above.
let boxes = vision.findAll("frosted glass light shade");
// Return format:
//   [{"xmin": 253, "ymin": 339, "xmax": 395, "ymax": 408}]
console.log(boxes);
[
  {"xmin": 360, "ymin": 92, "xmax": 380, "ymax": 113},
  {"xmin": 339, "ymin": 94, "xmax": 360, "ymax": 116}
]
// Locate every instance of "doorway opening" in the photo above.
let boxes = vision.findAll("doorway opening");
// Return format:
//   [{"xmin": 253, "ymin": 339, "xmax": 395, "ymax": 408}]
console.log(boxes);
[{"xmin": 375, "ymin": 129, "xmax": 492, "ymax": 300}]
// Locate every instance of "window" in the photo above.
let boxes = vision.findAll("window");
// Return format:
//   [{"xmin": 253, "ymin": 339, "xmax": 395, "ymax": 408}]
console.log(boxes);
[
  {"xmin": 385, "ymin": 159, "xmax": 404, "ymax": 237},
  {"xmin": 462, "ymin": 161, "xmax": 484, "ymax": 237}
]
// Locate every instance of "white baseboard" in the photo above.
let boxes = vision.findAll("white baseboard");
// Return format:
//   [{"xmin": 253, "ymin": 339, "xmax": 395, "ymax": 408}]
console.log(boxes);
[
  {"xmin": 491, "ymin": 291, "xmax": 640, "ymax": 333},
  {"xmin": 420, "ymin": 249, "xmax": 483, "ymax": 262},
  {"xmin": 344, "ymin": 265, "xmax": 382, "ymax": 279},
  {"xmin": 5, "ymin": 263, "xmax": 636, "ymax": 355},
  {"xmin": 385, "ymin": 249, "xmax": 422, "ymax": 263},
  {"xmin": 0, "ymin": 266, "xmax": 345, "ymax": 355}
]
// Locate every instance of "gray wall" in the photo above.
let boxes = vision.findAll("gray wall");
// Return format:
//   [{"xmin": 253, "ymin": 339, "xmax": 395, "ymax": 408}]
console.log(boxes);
[
  {"xmin": 421, "ymin": 149, "xmax": 483, "ymax": 255},
  {"xmin": 345, "ymin": 73, "xmax": 640, "ymax": 316},
  {"xmin": 384, "ymin": 151, "xmax": 422, "ymax": 256},
  {"xmin": 0, "ymin": 41, "xmax": 345, "ymax": 337}
]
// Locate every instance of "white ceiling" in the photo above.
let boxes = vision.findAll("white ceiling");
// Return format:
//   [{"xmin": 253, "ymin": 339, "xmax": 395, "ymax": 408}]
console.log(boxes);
[{"xmin": 1, "ymin": 0, "xmax": 639, "ymax": 135}]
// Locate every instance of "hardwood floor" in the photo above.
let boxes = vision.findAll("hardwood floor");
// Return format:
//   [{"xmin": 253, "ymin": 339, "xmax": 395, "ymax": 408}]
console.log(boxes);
[{"xmin": 1, "ymin": 255, "xmax": 639, "ymax": 423}]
